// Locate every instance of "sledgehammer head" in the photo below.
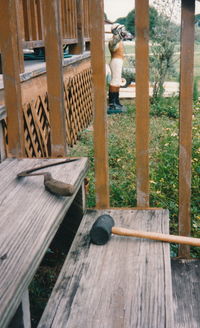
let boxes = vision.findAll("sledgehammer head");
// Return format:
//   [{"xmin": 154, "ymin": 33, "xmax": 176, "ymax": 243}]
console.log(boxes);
[{"xmin": 90, "ymin": 215, "xmax": 115, "ymax": 245}]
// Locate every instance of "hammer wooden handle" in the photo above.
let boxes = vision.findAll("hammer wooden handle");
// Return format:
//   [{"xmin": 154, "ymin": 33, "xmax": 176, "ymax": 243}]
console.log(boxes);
[{"xmin": 112, "ymin": 227, "xmax": 200, "ymax": 247}]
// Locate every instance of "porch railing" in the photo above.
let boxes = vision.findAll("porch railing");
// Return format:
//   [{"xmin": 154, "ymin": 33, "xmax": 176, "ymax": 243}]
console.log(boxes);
[{"xmin": 0, "ymin": 0, "xmax": 198, "ymax": 259}]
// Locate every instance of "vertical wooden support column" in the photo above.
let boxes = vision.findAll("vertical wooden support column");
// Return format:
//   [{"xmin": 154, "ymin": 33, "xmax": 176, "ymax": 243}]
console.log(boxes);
[
  {"xmin": 90, "ymin": 0, "xmax": 109, "ymax": 208},
  {"xmin": 178, "ymin": 0, "xmax": 195, "ymax": 258},
  {"xmin": 0, "ymin": 0, "xmax": 25, "ymax": 157},
  {"xmin": 43, "ymin": 0, "xmax": 67, "ymax": 157},
  {"xmin": 135, "ymin": 0, "xmax": 150, "ymax": 207},
  {"xmin": 69, "ymin": 0, "xmax": 84, "ymax": 54}
]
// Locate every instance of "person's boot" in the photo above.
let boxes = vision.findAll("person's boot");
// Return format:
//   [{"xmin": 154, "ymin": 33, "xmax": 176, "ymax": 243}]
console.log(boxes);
[
  {"xmin": 115, "ymin": 91, "xmax": 127, "ymax": 112},
  {"xmin": 107, "ymin": 87, "xmax": 124, "ymax": 114}
]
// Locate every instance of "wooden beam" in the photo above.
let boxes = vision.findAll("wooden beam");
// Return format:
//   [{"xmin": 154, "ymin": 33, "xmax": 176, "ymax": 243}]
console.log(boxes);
[
  {"xmin": 0, "ymin": 0, "xmax": 25, "ymax": 157},
  {"xmin": 135, "ymin": 0, "xmax": 150, "ymax": 207},
  {"xmin": 90, "ymin": 0, "xmax": 109, "ymax": 208},
  {"xmin": 178, "ymin": 0, "xmax": 195, "ymax": 258},
  {"xmin": 42, "ymin": 0, "xmax": 67, "ymax": 157},
  {"xmin": 69, "ymin": 0, "xmax": 84, "ymax": 54}
]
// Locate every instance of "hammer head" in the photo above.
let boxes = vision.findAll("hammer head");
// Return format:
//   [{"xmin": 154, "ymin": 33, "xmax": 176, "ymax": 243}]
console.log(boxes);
[{"xmin": 90, "ymin": 215, "xmax": 115, "ymax": 245}]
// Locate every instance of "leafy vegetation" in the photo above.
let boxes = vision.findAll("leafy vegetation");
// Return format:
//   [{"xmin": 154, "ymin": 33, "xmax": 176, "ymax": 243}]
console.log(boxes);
[{"xmin": 69, "ymin": 98, "xmax": 200, "ymax": 258}]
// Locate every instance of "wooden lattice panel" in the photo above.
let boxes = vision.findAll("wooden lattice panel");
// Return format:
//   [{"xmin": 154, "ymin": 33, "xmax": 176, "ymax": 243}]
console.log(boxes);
[
  {"xmin": 23, "ymin": 92, "xmax": 51, "ymax": 157},
  {"xmin": 64, "ymin": 67, "xmax": 93, "ymax": 146},
  {"xmin": 2, "ymin": 64, "xmax": 93, "ymax": 156}
]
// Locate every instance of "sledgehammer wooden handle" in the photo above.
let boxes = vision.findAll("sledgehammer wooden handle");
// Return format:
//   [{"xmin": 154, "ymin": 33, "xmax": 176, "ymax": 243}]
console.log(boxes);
[{"xmin": 112, "ymin": 227, "xmax": 200, "ymax": 247}]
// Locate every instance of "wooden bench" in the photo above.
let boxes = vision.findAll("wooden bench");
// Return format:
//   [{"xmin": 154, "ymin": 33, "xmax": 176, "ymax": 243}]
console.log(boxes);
[
  {"xmin": 0, "ymin": 157, "xmax": 89, "ymax": 328},
  {"xmin": 38, "ymin": 209, "xmax": 174, "ymax": 328}
]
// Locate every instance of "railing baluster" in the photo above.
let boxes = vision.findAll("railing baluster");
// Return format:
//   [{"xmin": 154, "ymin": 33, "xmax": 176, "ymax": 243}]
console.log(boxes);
[
  {"xmin": 69, "ymin": 0, "xmax": 84, "ymax": 54},
  {"xmin": 90, "ymin": 0, "xmax": 109, "ymax": 208},
  {"xmin": 135, "ymin": 0, "xmax": 150, "ymax": 207},
  {"xmin": 36, "ymin": 0, "xmax": 44, "ymax": 40},
  {"xmin": 30, "ymin": 0, "xmax": 39, "ymax": 40},
  {"xmin": 178, "ymin": 0, "xmax": 195, "ymax": 258},
  {"xmin": 42, "ymin": 0, "xmax": 67, "ymax": 157},
  {"xmin": 22, "ymin": 0, "xmax": 32, "ymax": 41}
]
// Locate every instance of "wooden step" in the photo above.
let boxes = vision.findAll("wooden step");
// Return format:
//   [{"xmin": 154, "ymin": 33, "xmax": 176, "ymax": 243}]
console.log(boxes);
[
  {"xmin": 0, "ymin": 157, "xmax": 89, "ymax": 328},
  {"xmin": 172, "ymin": 259, "xmax": 200, "ymax": 328},
  {"xmin": 38, "ymin": 209, "xmax": 174, "ymax": 328}
]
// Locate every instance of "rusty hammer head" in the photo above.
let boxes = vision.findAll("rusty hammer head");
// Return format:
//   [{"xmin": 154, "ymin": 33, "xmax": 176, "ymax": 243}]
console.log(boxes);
[{"xmin": 90, "ymin": 215, "xmax": 115, "ymax": 245}]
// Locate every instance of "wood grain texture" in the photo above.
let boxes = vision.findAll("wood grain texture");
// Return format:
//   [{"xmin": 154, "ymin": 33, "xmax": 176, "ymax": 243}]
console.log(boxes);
[
  {"xmin": 0, "ymin": 0, "xmax": 25, "ymax": 157},
  {"xmin": 69, "ymin": 0, "xmax": 84, "ymax": 55},
  {"xmin": 135, "ymin": 0, "xmax": 150, "ymax": 207},
  {"xmin": 38, "ymin": 209, "xmax": 174, "ymax": 328},
  {"xmin": 171, "ymin": 259, "xmax": 200, "ymax": 328},
  {"xmin": 90, "ymin": 0, "xmax": 109, "ymax": 208},
  {"xmin": 178, "ymin": 0, "xmax": 195, "ymax": 258},
  {"xmin": 42, "ymin": 0, "xmax": 67, "ymax": 157},
  {"xmin": 0, "ymin": 157, "xmax": 89, "ymax": 328}
]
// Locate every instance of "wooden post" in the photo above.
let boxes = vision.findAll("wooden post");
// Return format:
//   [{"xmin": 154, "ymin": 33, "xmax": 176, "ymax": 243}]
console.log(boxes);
[
  {"xmin": 0, "ymin": 0, "xmax": 25, "ymax": 157},
  {"xmin": 69, "ymin": 0, "xmax": 84, "ymax": 54},
  {"xmin": 42, "ymin": 0, "xmax": 67, "ymax": 157},
  {"xmin": 178, "ymin": 0, "xmax": 195, "ymax": 258},
  {"xmin": 135, "ymin": 0, "xmax": 150, "ymax": 207},
  {"xmin": 90, "ymin": 0, "xmax": 109, "ymax": 208}
]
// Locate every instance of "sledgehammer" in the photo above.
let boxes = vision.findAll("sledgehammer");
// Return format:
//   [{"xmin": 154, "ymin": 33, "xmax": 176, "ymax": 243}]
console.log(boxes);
[{"xmin": 90, "ymin": 214, "xmax": 200, "ymax": 247}]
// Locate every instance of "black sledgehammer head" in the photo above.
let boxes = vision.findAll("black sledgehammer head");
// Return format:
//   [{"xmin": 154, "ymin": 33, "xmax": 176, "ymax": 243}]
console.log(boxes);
[{"xmin": 90, "ymin": 215, "xmax": 115, "ymax": 245}]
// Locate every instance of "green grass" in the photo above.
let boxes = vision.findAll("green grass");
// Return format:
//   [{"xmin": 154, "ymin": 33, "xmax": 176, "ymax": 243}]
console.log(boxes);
[{"xmin": 69, "ymin": 98, "xmax": 200, "ymax": 257}]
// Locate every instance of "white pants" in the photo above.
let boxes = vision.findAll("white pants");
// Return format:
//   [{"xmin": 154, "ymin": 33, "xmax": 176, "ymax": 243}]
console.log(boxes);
[{"xmin": 109, "ymin": 58, "xmax": 123, "ymax": 87}]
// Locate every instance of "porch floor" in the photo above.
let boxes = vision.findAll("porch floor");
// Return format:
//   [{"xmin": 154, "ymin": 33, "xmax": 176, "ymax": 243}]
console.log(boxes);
[{"xmin": 38, "ymin": 209, "xmax": 174, "ymax": 328}]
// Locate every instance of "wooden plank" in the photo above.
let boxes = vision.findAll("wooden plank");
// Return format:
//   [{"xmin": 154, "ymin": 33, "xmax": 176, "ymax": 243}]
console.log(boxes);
[
  {"xmin": 36, "ymin": 0, "xmax": 44, "ymax": 40},
  {"xmin": 8, "ymin": 290, "xmax": 31, "ymax": 328},
  {"xmin": 38, "ymin": 209, "xmax": 174, "ymax": 328},
  {"xmin": 69, "ymin": 0, "xmax": 84, "ymax": 54},
  {"xmin": 15, "ymin": 0, "xmax": 25, "ymax": 73},
  {"xmin": 178, "ymin": 0, "xmax": 195, "ymax": 258},
  {"xmin": 0, "ymin": 0, "xmax": 25, "ymax": 157},
  {"xmin": 135, "ymin": 0, "xmax": 150, "ymax": 207},
  {"xmin": 0, "ymin": 120, "xmax": 6, "ymax": 162},
  {"xmin": 0, "ymin": 157, "xmax": 89, "ymax": 328},
  {"xmin": 30, "ymin": 0, "xmax": 39, "ymax": 40},
  {"xmin": 42, "ymin": 0, "xmax": 67, "ymax": 157},
  {"xmin": 171, "ymin": 259, "xmax": 200, "ymax": 328},
  {"xmin": 61, "ymin": 0, "xmax": 67, "ymax": 38},
  {"xmin": 90, "ymin": 0, "xmax": 109, "ymax": 208},
  {"xmin": 22, "ymin": 0, "xmax": 32, "ymax": 41}
]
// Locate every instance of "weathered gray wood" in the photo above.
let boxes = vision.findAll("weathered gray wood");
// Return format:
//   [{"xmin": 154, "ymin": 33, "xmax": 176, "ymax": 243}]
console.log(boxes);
[
  {"xmin": 8, "ymin": 290, "xmax": 31, "ymax": 328},
  {"xmin": 0, "ymin": 121, "xmax": 6, "ymax": 162},
  {"xmin": 171, "ymin": 259, "xmax": 200, "ymax": 328},
  {"xmin": 0, "ymin": 157, "xmax": 89, "ymax": 328},
  {"xmin": 38, "ymin": 209, "xmax": 174, "ymax": 328}
]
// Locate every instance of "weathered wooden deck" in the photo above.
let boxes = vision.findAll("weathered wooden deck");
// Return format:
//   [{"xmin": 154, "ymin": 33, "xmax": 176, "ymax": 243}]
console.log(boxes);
[
  {"xmin": 38, "ymin": 209, "xmax": 174, "ymax": 328},
  {"xmin": 172, "ymin": 259, "xmax": 200, "ymax": 328},
  {"xmin": 0, "ymin": 157, "xmax": 88, "ymax": 328}
]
